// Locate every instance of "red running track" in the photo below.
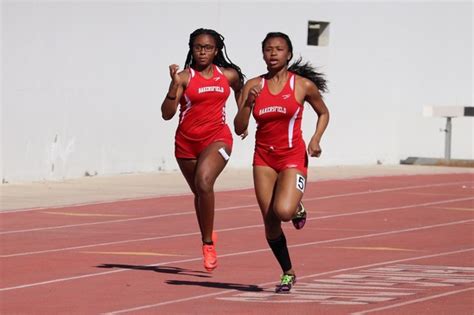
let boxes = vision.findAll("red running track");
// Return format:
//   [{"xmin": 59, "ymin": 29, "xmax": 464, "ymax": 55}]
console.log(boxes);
[{"xmin": 1, "ymin": 173, "xmax": 473, "ymax": 314}]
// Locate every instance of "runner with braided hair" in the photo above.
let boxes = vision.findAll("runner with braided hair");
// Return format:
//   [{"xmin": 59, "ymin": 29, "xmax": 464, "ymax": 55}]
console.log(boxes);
[{"xmin": 161, "ymin": 28, "xmax": 244, "ymax": 272}]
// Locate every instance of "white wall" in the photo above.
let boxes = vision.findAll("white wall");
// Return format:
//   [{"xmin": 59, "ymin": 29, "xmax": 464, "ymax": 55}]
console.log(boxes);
[{"xmin": 2, "ymin": 0, "xmax": 472, "ymax": 182}]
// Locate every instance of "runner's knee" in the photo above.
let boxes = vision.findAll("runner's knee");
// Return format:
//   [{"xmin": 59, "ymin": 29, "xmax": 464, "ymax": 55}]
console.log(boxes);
[
  {"xmin": 194, "ymin": 174, "xmax": 214, "ymax": 195},
  {"xmin": 273, "ymin": 203, "xmax": 296, "ymax": 222}
]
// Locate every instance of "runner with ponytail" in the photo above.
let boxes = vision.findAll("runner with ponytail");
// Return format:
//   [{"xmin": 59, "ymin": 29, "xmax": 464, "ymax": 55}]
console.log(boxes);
[{"xmin": 234, "ymin": 31, "xmax": 329, "ymax": 292}]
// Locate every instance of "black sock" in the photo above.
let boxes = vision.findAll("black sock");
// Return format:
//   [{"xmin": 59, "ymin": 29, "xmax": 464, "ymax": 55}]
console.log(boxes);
[
  {"xmin": 203, "ymin": 240, "xmax": 213, "ymax": 245},
  {"xmin": 267, "ymin": 233, "xmax": 292, "ymax": 272}
]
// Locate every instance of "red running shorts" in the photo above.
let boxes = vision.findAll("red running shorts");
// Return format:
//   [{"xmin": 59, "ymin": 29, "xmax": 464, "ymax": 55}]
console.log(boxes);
[
  {"xmin": 253, "ymin": 142, "xmax": 308, "ymax": 175},
  {"xmin": 175, "ymin": 124, "xmax": 233, "ymax": 159}
]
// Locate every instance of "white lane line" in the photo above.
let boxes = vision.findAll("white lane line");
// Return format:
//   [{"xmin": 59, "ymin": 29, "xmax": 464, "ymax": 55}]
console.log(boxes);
[
  {"xmin": 0, "ymin": 204, "xmax": 255, "ymax": 235},
  {"xmin": 2, "ymin": 196, "xmax": 472, "ymax": 257},
  {"xmin": 1, "ymin": 181, "xmax": 471, "ymax": 235},
  {"xmin": 315, "ymin": 197, "xmax": 473, "ymax": 220},
  {"xmin": 303, "ymin": 181, "xmax": 472, "ymax": 201},
  {"xmin": 350, "ymin": 287, "xmax": 474, "ymax": 315},
  {"xmin": 1, "ymin": 219, "xmax": 472, "ymax": 292},
  {"xmin": 0, "ymin": 177, "xmax": 472, "ymax": 214},
  {"xmin": 104, "ymin": 247, "xmax": 474, "ymax": 314}
]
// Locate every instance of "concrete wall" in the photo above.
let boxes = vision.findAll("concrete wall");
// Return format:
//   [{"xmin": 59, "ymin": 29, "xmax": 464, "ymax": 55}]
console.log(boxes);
[{"xmin": 2, "ymin": 0, "xmax": 472, "ymax": 182}]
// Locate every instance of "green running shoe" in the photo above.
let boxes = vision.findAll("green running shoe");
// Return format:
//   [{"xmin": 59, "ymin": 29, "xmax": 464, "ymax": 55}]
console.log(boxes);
[{"xmin": 275, "ymin": 274, "xmax": 296, "ymax": 293}]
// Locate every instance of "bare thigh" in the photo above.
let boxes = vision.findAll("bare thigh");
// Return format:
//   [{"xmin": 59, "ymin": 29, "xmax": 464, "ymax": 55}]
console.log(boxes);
[
  {"xmin": 177, "ymin": 141, "xmax": 232, "ymax": 192},
  {"xmin": 273, "ymin": 168, "xmax": 306, "ymax": 222},
  {"xmin": 177, "ymin": 159, "xmax": 198, "ymax": 194},
  {"xmin": 194, "ymin": 141, "xmax": 231, "ymax": 191}
]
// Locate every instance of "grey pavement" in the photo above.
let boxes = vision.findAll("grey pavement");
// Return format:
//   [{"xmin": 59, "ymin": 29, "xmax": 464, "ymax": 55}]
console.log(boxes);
[{"xmin": 1, "ymin": 165, "xmax": 473, "ymax": 211}]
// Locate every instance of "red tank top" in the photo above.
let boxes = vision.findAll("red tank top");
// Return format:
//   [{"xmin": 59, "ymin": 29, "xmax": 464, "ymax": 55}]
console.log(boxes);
[
  {"xmin": 252, "ymin": 73, "xmax": 304, "ymax": 149},
  {"xmin": 177, "ymin": 65, "xmax": 231, "ymax": 140}
]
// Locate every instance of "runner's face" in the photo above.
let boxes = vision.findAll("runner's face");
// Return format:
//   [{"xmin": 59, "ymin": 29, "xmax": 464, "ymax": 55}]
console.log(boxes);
[
  {"xmin": 192, "ymin": 34, "xmax": 218, "ymax": 67},
  {"xmin": 262, "ymin": 37, "xmax": 291, "ymax": 71}
]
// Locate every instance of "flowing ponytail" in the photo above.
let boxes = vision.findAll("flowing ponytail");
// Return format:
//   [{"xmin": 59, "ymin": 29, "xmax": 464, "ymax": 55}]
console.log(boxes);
[{"xmin": 288, "ymin": 57, "xmax": 327, "ymax": 93}]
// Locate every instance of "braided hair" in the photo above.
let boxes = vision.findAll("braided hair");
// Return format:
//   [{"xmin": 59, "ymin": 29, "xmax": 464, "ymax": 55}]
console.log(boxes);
[
  {"xmin": 184, "ymin": 28, "xmax": 245, "ymax": 87},
  {"xmin": 262, "ymin": 32, "xmax": 328, "ymax": 93}
]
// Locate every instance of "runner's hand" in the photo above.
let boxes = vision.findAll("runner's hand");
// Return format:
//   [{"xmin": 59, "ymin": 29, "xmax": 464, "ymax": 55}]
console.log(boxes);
[
  {"xmin": 246, "ymin": 84, "xmax": 262, "ymax": 107},
  {"xmin": 240, "ymin": 129, "xmax": 249, "ymax": 140},
  {"xmin": 308, "ymin": 137, "xmax": 322, "ymax": 157},
  {"xmin": 169, "ymin": 64, "xmax": 180, "ymax": 84}
]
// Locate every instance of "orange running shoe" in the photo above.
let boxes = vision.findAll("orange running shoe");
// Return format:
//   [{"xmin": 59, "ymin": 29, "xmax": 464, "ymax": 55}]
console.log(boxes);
[{"xmin": 202, "ymin": 244, "xmax": 217, "ymax": 271}]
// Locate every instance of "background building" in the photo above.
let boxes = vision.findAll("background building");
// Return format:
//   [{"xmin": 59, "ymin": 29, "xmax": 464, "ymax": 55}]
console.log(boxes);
[{"xmin": 2, "ymin": 0, "xmax": 472, "ymax": 182}]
